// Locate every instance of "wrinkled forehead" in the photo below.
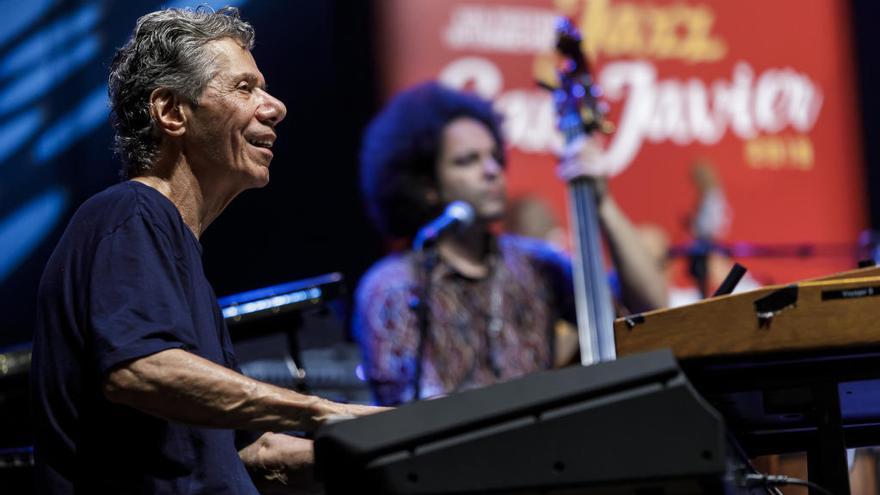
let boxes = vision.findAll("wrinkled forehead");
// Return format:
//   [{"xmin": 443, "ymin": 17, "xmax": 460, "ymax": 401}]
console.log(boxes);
[{"xmin": 202, "ymin": 37, "xmax": 262, "ymax": 83}]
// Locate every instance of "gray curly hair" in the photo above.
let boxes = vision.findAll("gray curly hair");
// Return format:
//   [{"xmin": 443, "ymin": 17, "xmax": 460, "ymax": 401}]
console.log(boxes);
[{"xmin": 109, "ymin": 6, "xmax": 255, "ymax": 178}]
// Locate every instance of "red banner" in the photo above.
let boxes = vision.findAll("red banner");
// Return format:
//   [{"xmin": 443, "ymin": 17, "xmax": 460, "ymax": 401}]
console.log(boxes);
[{"xmin": 377, "ymin": 0, "xmax": 867, "ymax": 288}]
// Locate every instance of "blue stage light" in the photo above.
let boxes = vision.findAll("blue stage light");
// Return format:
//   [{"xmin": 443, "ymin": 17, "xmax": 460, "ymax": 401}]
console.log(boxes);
[
  {"xmin": 0, "ymin": 0, "xmax": 55, "ymax": 50},
  {"xmin": 34, "ymin": 85, "xmax": 106, "ymax": 163},
  {"xmin": 0, "ymin": 34, "xmax": 99, "ymax": 118},
  {"xmin": 165, "ymin": 0, "xmax": 247, "ymax": 10},
  {"xmin": 0, "ymin": 187, "xmax": 67, "ymax": 283},
  {"xmin": 218, "ymin": 273, "xmax": 341, "ymax": 322},
  {"xmin": 0, "ymin": 108, "xmax": 43, "ymax": 164},
  {"xmin": 222, "ymin": 288, "xmax": 322, "ymax": 319},
  {"xmin": 0, "ymin": 3, "xmax": 101, "ymax": 80}
]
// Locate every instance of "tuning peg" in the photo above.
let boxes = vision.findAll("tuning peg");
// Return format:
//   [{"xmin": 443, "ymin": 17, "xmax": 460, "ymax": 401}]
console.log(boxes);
[{"xmin": 580, "ymin": 107, "xmax": 594, "ymax": 123}]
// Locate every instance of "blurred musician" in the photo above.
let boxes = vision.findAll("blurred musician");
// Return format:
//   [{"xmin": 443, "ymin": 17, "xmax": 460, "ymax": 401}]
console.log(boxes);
[{"xmin": 354, "ymin": 82, "xmax": 667, "ymax": 406}]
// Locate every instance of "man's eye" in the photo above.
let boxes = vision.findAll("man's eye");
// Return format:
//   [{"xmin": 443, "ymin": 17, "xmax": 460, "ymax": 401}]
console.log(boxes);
[
  {"xmin": 453, "ymin": 153, "xmax": 479, "ymax": 166},
  {"xmin": 237, "ymin": 83, "xmax": 252, "ymax": 92}
]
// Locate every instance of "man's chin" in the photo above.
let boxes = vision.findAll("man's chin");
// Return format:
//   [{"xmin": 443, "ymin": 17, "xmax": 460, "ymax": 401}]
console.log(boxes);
[
  {"xmin": 482, "ymin": 201, "xmax": 507, "ymax": 218},
  {"xmin": 477, "ymin": 208, "xmax": 506, "ymax": 224},
  {"xmin": 256, "ymin": 172, "xmax": 270, "ymax": 187},
  {"xmin": 246, "ymin": 166, "xmax": 270, "ymax": 188}
]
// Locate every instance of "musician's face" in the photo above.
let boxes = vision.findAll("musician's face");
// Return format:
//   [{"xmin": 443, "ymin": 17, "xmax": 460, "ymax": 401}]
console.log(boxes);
[
  {"xmin": 183, "ymin": 38, "xmax": 287, "ymax": 192},
  {"xmin": 435, "ymin": 117, "xmax": 507, "ymax": 222}
]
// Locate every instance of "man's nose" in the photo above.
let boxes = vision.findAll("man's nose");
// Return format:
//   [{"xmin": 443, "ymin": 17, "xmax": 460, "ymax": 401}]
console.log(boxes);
[
  {"xmin": 483, "ymin": 156, "xmax": 503, "ymax": 177},
  {"xmin": 256, "ymin": 90, "xmax": 287, "ymax": 127}
]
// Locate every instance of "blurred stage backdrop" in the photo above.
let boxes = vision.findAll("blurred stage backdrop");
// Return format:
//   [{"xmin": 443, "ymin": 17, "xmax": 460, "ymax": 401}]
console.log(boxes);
[
  {"xmin": 1, "ymin": 0, "xmax": 880, "ymax": 348},
  {"xmin": 377, "ymin": 0, "xmax": 870, "ymax": 289}
]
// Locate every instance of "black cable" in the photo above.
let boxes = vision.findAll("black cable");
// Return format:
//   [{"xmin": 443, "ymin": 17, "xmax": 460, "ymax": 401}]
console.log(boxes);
[
  {"xmin": 742, "ymin": 473, "xmax": 836, "ymax": 495},
  {"xmin": 712, "ymin": 262, "xmax": 747, "ymax": 297}
]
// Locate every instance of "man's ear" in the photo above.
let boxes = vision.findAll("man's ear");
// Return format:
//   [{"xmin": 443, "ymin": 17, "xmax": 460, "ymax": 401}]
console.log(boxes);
[{"xmin": 149, "ymin": 88, "xmax": 186, "ymax": 137}]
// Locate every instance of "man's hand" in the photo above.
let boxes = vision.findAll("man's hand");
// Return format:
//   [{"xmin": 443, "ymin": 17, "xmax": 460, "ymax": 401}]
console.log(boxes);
[
  {"xmin": 239, "ymin": 433, "xmax": 321, "ymax": 494},
  {"xmin": 556, "ymin": 135, "xmax": 612, "ymax": 203},
  {"xmin": 238, "ymin": 405, "xmax": 390, "ymax": 494},
  {"xmin": 556, "ymin": 135, "xmax": 611, "ymax": 180},
  {"xmin": 311, "ymin": 399, "xmax": 391, "ymax": 425}
]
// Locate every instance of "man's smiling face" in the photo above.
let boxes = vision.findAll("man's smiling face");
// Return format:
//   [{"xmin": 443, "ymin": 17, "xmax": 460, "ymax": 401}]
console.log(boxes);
[{"xmin": 183, "ymin": 37, "xmax": 287, "ymax": 192}]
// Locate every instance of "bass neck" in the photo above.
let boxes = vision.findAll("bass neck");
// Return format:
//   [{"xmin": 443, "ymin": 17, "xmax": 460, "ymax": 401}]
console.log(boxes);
[{"xmin": 567, "ymin": 174, "xmax": 617, "ymax": 365}]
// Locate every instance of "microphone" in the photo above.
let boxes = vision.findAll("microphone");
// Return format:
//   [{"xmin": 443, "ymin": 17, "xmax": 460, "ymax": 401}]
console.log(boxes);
[{"xmin": 413, "ymin": 201, "xmax": 475, "ymax": 250}]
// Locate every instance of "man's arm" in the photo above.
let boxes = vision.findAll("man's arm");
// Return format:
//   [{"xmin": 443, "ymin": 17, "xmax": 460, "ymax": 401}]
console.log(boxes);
[
  {"xmin": 103, "ymin": 348, "xmax": 385, "ymax": 432},
  {"xmin": 596, "ymin": 190, "xmax": 668, "ymax": 313}
]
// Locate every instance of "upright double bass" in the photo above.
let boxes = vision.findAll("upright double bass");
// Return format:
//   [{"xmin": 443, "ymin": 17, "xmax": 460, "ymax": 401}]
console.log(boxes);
[{"xmin": 548, "ymin": 18, "xmax": 617, "ymax": 365}]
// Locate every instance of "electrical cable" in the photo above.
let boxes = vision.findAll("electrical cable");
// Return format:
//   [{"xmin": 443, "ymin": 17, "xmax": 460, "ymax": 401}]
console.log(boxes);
[{"xmin": 742, "ymin": 473, "xmax": 836, "ymax": 495}]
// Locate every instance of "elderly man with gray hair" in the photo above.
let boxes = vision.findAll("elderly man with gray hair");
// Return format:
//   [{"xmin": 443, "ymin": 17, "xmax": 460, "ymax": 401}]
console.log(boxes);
[{"xmin": 30, "ymin": 7, "xmax": 384, "ymax": 494}]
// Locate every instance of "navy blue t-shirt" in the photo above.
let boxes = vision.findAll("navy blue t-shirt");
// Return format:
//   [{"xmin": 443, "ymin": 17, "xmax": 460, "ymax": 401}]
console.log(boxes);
[{"xmin": 31, "ymin": 181, "xmax": 257, "ymax": 494}]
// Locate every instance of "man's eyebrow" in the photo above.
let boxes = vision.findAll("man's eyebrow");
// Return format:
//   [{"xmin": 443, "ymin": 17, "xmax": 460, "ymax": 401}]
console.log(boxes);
[{"xmin": 234, "ymin": 72, "xmax": 266, "ymax": 90}]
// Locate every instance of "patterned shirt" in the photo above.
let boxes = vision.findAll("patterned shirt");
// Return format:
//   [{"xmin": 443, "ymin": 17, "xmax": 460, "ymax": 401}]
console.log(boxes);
[{"xmin": 354, "ymin": 235, "xmax": 575, "ymax": 405}]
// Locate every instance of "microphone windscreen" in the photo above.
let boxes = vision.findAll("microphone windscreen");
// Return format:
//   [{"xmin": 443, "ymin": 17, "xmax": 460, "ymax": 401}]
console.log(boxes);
[{"xmin": 445, "ymin": 201, "xmax": 475, "ymax": 226}]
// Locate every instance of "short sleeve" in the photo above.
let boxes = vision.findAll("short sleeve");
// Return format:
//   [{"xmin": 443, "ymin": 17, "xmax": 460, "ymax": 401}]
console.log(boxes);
[{"xmin": 88, "ymin": 213, "xmax": 193, "ymax": 375}]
